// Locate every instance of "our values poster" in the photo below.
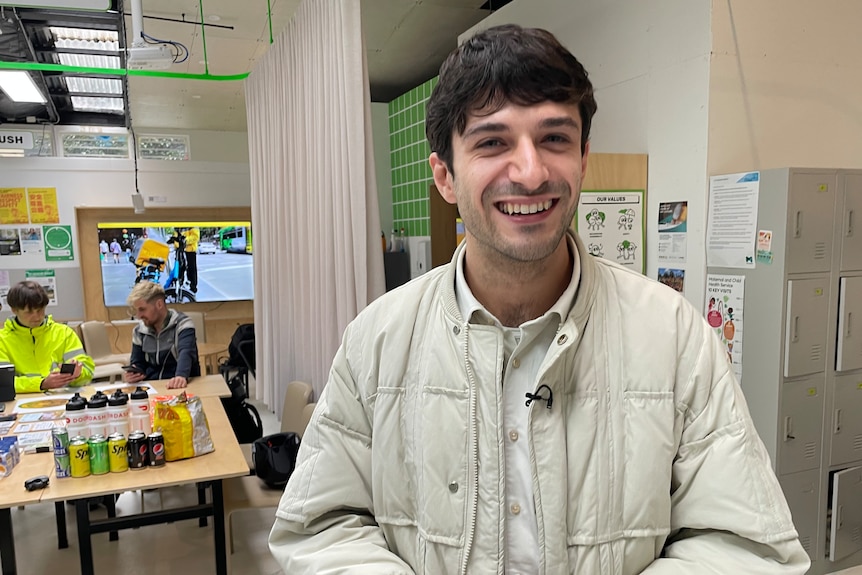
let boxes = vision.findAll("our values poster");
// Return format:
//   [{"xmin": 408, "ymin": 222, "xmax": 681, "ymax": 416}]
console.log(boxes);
[
  {"xmin": 25, "ymin": 269, "xmax": 57, "ymax": 306},
  {"xmin": 43, "ymin": 224, "xmax": 74, "ymax": 261},
  {"xmin": 705, "ymin": 274, "xmax": 745, "ymax": 383},
  {"xmin": 657, "ymin": 201, "xmax": 687, "ymax": 265},
  {"xmin": 0, "ymin": 188, "xmax": 29, "ymax": 224},
  {"xmin": 27, "ymin": 187, "xmax": 59, "ymax": 224},
  {"xmin": 576, "ymin": 190, "xmax": 645, "ymax": 273}
]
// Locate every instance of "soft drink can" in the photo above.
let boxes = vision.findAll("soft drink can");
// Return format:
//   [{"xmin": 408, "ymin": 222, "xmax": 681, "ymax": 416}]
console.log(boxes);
[
  {"xmin": 52, "ymin": 427, "xmax": 70, "ymax": 455},
  {"xmin": 69, "ymin": 437, "xmax": 90, "ymax": 478},
  {"xmin": 88, "ymin": 435, "xmax": 109, "ymax": 475},
  {"xmin": 127, "ymin": 431, "xmax": 148, "ymax": 469},
  {"xmin": 108, "ymin": 433, "xmax": 128, "ymax": 473},
  {"xmin": 54, "ymin": 452, "xmax": 71, "ymax": 479},
  {"xmin": 147, "ymin": 431, "xmax": 165, "ymax": 467}
]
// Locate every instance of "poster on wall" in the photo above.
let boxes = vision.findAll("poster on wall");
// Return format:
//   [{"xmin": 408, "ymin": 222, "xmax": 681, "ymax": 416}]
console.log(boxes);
[
  {"xmin": 575, "ymin": 190, "xmax": 645, "ymax": 273},
  {"xmin": 657, "ymin": 201, "xmax": 687, "ymax": 265},
  {"xmin": 0, "ymin": 228, "xmax": 21, "ymax": 256},
  {"xmin": 0, "ymin": 188, "xmax": 29, "ymax": 224},
  {"xmin": 657, "ymin": 268, "xmax": 685, "ymax": 294},
  {"xmin": 705, "ymin": 274, "xmax": 745, "ymax": 384},
  {"xmin": 19, "ymin": 227, "xmax": 43, "ymax": 255},
  {"xmin": 0, "ymin": 270, "xmax": 9, "ymax": 303},
  {"xmin": 43, "ymin": 225, "xmax": 74, "ymax": 261},
  {"xmin": 706, "ymin": 172, "xmax": 759, "ymax": 268},
  {"xmin": 25, "ymin": 269, "xmax": 57, "ymax": 306},
  {"xmin": 27, "ymin": 188, "xmax": 59, "ymax": 224}
]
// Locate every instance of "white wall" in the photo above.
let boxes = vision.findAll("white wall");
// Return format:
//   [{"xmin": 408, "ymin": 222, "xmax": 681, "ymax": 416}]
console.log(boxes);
[
  {"xmin": 0, "ymin": 130, "xmax": 250, "ymax": 318},
  {"xmin": 461, "ymin": 0, "xmax": 712, "ymax": 310},
  {"xmin": 371, "ymin": 103, "xmax": 393, "ymax": 237}
]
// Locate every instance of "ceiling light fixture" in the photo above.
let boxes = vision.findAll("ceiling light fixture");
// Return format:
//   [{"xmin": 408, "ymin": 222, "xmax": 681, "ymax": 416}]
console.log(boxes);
[{"xmin": 0, "ymin": 71, "xmax": 46, "ymax": 103}]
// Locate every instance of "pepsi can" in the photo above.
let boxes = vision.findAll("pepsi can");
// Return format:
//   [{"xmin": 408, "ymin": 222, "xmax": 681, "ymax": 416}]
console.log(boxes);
[
  {"xmin": 147, "ymin": 431, "xmax": 165, "ymax": 467},
  {"xmin": 127, "ymin": 431, "xmax": 148, "ymax": 469}
]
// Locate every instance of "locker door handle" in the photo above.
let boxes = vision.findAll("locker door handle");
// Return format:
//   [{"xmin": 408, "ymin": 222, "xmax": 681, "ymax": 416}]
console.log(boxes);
[
  {"xmin": 784, "ymin": 416, "xmax": 796, "ymax": 441},
  {"xmin": 835, "ymin": 409, "xmax": 842, "ymax": 434},
  {"xmin": 837, "ymin": 505, "xmax": 843, "ymax": 529},
  {"xmin": 792, "ymin": 316, "xmax": 800, "ymax": 343},
  {"xmin": 848, "ymin": 209, "xmax": 855, "ymax": 237},
  {"xmin": 847, "ymin": 312, "xmax": 853, "ymax": 338},
  {"xmin": 794, "ymin": 211, "xmax": 803, "ymax": 238}
]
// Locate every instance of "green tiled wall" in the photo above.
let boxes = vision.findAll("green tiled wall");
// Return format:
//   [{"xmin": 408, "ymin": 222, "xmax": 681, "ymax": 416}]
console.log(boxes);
[{"xmin": 388, "ymin": 76, "xmax": 437, "ymax": 237}]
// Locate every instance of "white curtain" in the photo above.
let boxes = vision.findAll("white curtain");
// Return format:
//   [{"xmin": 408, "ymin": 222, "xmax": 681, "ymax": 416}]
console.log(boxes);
[{"xmin": 245, "ymin": 0, "xmax": 385, "ymax": 408}]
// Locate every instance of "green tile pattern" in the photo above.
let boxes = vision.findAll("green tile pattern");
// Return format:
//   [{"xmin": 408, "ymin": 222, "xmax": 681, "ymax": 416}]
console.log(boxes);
[{"xmin": 388, "ymin": 77, "xmax": 437, "ymax": 237}]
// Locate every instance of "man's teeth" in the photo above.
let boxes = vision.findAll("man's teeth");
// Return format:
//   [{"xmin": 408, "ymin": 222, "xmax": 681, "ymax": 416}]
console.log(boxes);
[{"xmin": 500, "ymin": 200, "xmax": 553, "ymax": 215}]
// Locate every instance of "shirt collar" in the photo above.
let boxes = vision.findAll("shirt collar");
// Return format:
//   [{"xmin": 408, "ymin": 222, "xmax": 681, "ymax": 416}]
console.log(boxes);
[{"xmin": 454, "ymin": 233, "xmax": 581, "ymax": 329}]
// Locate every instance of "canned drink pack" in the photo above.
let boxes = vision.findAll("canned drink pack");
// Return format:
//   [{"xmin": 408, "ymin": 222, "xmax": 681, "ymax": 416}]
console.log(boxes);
[
  {"xmin": 69, "ymin": 437, "xmax": 90, "ymax": 478},
  {"xmin": 88, "ymin": 435, "xmax": 109, "ymax": 475},
  {"xmin": 127, "ymin": 431, "xmax": 148, "ymax": 469},
  {"xmin": 108, "ymin": 433, "xmax": 128, "ymax": 473},
  {"xmin": 147, "ymin": 431, "xmax": 165, "ymax": 467}
]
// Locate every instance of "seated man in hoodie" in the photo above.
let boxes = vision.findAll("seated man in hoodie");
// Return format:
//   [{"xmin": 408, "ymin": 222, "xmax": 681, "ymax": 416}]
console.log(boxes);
[
  {"xmin": 123, "ymin": 281, "xmax": 200, "ymax": 389},
  {"xmin": 0, "ymin": 280, "xmax": 94, "ymax": 392}
]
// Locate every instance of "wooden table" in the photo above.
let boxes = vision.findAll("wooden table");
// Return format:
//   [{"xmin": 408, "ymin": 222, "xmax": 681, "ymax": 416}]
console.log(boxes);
[
  {"xmin": 1, "ymin": 395, "xmax": 248, "ymax": 575},
  {"xmin": 198, "ymin": 342, "xmax": 228, "ymax": 375}
]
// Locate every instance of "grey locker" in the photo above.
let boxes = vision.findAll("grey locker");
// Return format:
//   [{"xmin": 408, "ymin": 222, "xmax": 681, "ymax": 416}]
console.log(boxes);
[
  {"xmin": 779, "ymin": 377, "xmax": 825, "ymax": 475},
  {"xmin": 837, "ymin": 277, "xmax": 862, "ymax": 372},
  {"xmin": 786, "ymin": 172, "xmax": 836, "ymax": 274},
  {"xmin": 831, "ymin": 374, "xmax": 862, "ymax": 466},
  {"xmin": 784, "ymin": 278, "xmax": 830, "ymax": 378},
  {"xmin": 780, "ymin": 469, "xmax": 821, "ymax": 563},
  {"xmin": 841, "ymin": 174, "xmax": 862, "ymax": 272},
  {"xmin": 829, "ymin": 466, "xmax": 862, "ymax": 562}
]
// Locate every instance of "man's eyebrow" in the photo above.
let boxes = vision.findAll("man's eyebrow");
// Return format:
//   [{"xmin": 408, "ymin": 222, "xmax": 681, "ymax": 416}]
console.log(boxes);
[
  {"xmin": 462, "ymin": 122, "xmax": 508, "ymax": 140},
  {"xmin": 539, "ymin": 116, "xmax": 581, "ymax": 130},
  {"xmin": 462, "ymin": 116, "xmax": 581, "ymax": 140}
]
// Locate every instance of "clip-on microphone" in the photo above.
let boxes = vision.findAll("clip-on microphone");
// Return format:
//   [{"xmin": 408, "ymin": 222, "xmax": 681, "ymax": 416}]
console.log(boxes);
[{"xmin": 525, "ymin": 384, "xmax": 554, "ymax": 409}]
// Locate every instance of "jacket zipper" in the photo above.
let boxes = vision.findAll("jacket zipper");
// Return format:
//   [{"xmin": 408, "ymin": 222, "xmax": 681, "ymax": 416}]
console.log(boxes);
[{"xmin": 460, "ymin": 324, "xmax": 479, "ymax": 575}]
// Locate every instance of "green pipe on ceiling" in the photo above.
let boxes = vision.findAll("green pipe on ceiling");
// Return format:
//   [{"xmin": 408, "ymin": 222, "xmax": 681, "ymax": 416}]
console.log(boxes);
[{"xmin": 0, "ymin": 60, "xmax": 249, "ymax": 81}]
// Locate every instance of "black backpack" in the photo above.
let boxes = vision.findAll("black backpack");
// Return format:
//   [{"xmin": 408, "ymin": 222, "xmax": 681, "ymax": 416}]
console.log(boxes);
[
  {"xmin": 225, "ymin": 323, "xmax": 255, "ymax": 370},
  {"xmin": 220, "ymin": 370, "xmax": 263, "ymax": 444},
  {"xmin": 253, "ymin": 432, "xmax": 301, "ymax": 488}
]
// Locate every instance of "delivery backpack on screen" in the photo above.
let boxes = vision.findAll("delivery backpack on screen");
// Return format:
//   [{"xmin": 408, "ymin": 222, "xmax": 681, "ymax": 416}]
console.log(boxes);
[
  {"xmin": 253, "ymin": 432, "xmax": 301, "ymax": 488},
  {"xmin": 220, "ymin": 371, "xmax": 263, "ymax": 444}
]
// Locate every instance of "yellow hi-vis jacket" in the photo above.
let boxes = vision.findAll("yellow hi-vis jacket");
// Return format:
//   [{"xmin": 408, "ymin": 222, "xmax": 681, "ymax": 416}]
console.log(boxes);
[{"xmin": 0, "ymin": 315, "xmax": 94, "ymax": 393}]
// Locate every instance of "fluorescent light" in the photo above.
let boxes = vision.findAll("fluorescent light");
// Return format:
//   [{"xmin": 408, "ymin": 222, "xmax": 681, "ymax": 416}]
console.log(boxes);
[
  {"xmin": 0, "ymin": 71, "xmax": 46, "ymax": 104},
  {"xmin": 71, "ymin": 96, "xmax": 124, "ymax": 113},
  {"xmin": 66, "ymin": 77, "xmax": 122, "ymax": 95}
]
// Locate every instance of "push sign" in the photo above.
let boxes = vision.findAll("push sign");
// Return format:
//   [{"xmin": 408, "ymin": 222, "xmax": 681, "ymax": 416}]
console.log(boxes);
[{"xmin": 0, "ymin": 132, "xmax": 34, "ymax": 150}]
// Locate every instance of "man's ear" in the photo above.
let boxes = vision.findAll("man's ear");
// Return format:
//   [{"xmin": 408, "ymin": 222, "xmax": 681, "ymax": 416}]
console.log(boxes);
[{"xmin": 430, "ymin": 152, "xmax": 456, "ymax": 205}]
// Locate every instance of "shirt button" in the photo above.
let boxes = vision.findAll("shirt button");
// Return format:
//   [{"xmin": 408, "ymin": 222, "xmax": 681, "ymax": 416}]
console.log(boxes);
[
  {"xmin": 511, "ymin": 503, "xmax": 521, "ymax": 515},
  {"xmin": 509, "ymin": 430, "xmax": 519, "ymax": 442},
  {"xmin": 512, "ymin": 357, "xmax": 521, "ymax": 368}
]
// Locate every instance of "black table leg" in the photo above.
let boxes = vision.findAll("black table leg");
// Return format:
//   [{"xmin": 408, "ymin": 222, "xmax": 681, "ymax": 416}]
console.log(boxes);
[
  {"xmin": 211, "ymin": 480, "xmax": 227, "ymax": 575},
  {"xmin": 0, "ymin": 507, "xmax": 17, "ymax": 575},
  {"xmin": 197, "ymin": 482, "xmax": 208, "ymax": 527},
  {"xmin": 54, "ymin": 501, "xmax": 68, "ymax": 549},
  {"xmin": 104, "ymin": 495, "xmax": 119, "ymax": 541},
  {"xmin": 75, "ymin": 499, "xmax": 94, "ymax": 575}
]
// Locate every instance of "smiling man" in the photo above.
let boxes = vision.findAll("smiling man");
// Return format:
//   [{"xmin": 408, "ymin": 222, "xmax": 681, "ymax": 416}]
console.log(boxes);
[{"xmin": 269, "ymin": 25, "xmax": 809, "ymax": 574}]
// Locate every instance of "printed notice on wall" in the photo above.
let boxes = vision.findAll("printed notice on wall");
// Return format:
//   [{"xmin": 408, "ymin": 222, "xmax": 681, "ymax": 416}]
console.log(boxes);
[
  {"xmin": 0, "ymin": 188, "xmax": 29, "ymax": 224},
  {"xmin": 25, "ymin": 269, "xmax": 57, "ymax": 306},
  {"xmin": 27, "ymin": 187, "xmax": 59, "ymax": 224},
  {"xmin": 43, "ymin": 225, "xmax": 74, "ymax": 261},
  {"xmin": 575, "ymin": 190, "xmax": 645, "ymax": 273},
  {"xmin": 705, "ymin": 274, "xmax": 745, "ymax": 384},
  {"xmin": 706, "ymin": 172, "xmax": 759, "ymax": 268},
  {"xmin": 657, "ymin": 201, "xmax": 687, "ymax": 265},
  {"xmin": 0, "ymin": 270, "xmax": 9, "ymax": 303}
]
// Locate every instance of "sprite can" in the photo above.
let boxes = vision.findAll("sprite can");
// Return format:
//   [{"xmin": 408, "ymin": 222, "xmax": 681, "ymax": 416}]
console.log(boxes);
[
  {"xmin": 108, "ymin": 433, "xmax": 128, "ymax": 473},
  {"xmin": 88, "ymin": 435, "xmax": 109, "ymax": 475},
  {"xmin": 69, "ymin": 437, "xmax": 90, "ymax": 478}
]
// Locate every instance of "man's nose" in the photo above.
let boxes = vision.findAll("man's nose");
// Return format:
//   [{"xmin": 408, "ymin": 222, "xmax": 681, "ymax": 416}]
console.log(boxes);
[{"xmin": 508, "ymin": 139, "xmax": 549, "ymax": 191}]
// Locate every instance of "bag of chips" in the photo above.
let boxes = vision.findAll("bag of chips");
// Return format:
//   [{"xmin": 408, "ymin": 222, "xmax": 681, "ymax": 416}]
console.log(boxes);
[{"xmin": 153, "ymin": 392, "xmax": 214, "ymax": 461}]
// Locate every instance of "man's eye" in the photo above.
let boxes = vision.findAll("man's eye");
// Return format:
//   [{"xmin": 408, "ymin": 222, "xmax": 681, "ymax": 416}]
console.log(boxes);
[
  {"xmin": 477, "ymin": 139, "xmax": 502, "ymax": 148},
  {"xmin": 545, "ymin": 134, "xmax": 570, "ymax": 144}
]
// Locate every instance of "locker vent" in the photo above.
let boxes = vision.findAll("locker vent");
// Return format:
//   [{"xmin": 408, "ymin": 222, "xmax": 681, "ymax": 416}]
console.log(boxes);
[
  {"xmin": 814, "ymin": 242, "xmax": 827, "ymax": 259},
  {"xmin": 854, "ymin": 526, "xmax": 862, "ymax": 544},
  {"xmin": 810, "ymin": 345, "xmax": 823, "ymax": 363},
  {"xmin": 800, "ymin": 535, "xmax": 812, "ymax": 553},
  {"xmin": 805, "ymin": 442, "xmax": 817, "ymax": 459},
  {"xmin": 854, "ymin": 435, "xmax": 862, "ymax": 451}
]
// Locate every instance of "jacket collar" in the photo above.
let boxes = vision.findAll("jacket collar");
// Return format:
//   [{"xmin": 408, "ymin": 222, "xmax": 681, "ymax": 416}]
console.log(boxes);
[{"xmin": 4, "ymin": 314, "xmax": 55, "ymax": 335}]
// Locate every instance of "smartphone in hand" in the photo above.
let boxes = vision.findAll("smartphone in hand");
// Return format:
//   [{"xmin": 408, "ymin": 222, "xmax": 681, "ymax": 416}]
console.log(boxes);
[
  {"xmin": 122, "ymin": 364, "xmax": 145, "ymax": 374},
  {"xmin": 59, "ymin": 363, "xmax": 76, "ymax": 375}
]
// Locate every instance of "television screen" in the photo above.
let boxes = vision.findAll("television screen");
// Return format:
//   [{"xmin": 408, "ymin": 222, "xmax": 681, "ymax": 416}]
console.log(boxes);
[{"xmin": 97, "ymin": 221, "xmax": 254, "ymax": 306}]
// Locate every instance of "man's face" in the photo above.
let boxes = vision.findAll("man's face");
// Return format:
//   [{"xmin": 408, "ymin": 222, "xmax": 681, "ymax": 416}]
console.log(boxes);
[
  {"xmin": 430, "ymin": 100, "xmax": 589, "ymax": 264},
  {"xmin": 13, "ymin": 306, "xmax": 47, "ymax": 328},
  {"xmin": 133, "ymin": 297, "xmax": 166, "ymax": 329}
]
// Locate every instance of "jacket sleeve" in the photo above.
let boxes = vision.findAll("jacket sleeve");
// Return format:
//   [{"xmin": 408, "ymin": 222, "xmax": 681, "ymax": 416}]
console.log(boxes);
[
  {"xmin": 268, "ymin": 324, "xmax": 416, "ymax": 574},
  {"xmin": 174, "ymin": 327, "xmax": 198, "ymax": 378},
  {"xmin": 64, "ymin": 327, "xmax": 94, "ymax": 386},
  {"xmin": 641, "ymin": 324, "xmax": 810, "ymax": 574}
]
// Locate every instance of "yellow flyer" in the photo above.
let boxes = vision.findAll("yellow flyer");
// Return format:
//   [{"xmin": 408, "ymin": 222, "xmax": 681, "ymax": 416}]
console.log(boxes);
[
  {"xmin": 0, "ymin": 188, "xmax": 29, "ymax": 224},
  {"xmin": 28, "ymin": 187, "xmax": 59, "ymax": 224}
]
